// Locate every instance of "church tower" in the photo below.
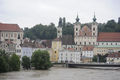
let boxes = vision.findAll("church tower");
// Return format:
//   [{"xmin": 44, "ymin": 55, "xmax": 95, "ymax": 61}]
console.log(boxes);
[
  {"xmin": 57, "ymin": 17, "xmax": 62, "ymax": 38},
  {"xmin": 92, "ymin": 13, "xmax": 98, "ymax": 37},
  {"xmin": 74, "ymin": 15, "xmax": 81, "ymax": 37}
]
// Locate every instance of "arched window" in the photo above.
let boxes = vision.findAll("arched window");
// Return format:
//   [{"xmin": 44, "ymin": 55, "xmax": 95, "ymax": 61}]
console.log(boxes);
[{"xmin": 93, "ymin": 28, "xmax": 95, "ymax": 31}]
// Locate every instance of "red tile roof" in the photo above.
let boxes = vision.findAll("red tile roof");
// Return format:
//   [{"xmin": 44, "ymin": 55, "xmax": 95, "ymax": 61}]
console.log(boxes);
[
  {"xmin": 97, "ymin": 32, "xmax": 120, "ymax": 42},
  {"xmin": 0, "ymin": 23, "xmax": 22, "ymax": 32},
  {"xmin": 107, "ymin": 52, "xmax": 120, "ymax": 58},
  {"xmin": 82, "ymin": 46, "xmax": 94, "ymax": 51}
]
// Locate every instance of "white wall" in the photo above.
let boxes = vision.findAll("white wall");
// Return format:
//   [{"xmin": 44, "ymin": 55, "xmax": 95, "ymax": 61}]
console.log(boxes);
[{"xmin": 58, "ymin": 50, "xmax": 81, "ymax": 63}]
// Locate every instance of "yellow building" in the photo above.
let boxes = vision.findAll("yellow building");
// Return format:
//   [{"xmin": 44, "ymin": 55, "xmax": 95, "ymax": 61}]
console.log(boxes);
[{"xmin": 51, "ymin": 38, "xmax": 62, "ymax": 62}]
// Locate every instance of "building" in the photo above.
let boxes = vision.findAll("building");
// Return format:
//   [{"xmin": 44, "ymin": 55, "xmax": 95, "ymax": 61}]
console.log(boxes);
[
  {"xmin": 57, "ymin": 17, "xmax": 62, "ymax": 38},
  {"xmin": 21, "ymin": 39, "xmax": 52, "ymax": 59},
  {"xmin": 74, "ymin": 14, "xmax": 98, "ymax": 51},
  {"xmin": 107, "ymin": 52, "xmax": 120, "ymax": 63},
  {"xmin": 82, "ymin": 46, "xmax": 94, "ymax": 62},
  {"xmin": 94, "ymin": 32, "xmax": 120, "ymax": 55},
  {"xmin": 0, "ymin": 23, "xmax": 23, "ymax": 56},
  {"xmin": 58, "ymin": 48, "xmax": 81, "ymax": 63},
  {"xmin": 52, "ymin": 14, "xmax": 120, "ymax": 63},
  {"xmin": 0, "ymin": 41, "xmax": 16, "ymax": 54},
  {"xmin": 51, "ymin": 38, "xmax": 62, "ymax": 62}
]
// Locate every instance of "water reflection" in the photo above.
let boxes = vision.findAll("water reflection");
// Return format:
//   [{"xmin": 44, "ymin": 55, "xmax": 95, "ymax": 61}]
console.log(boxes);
[{"xmin": 0, "ymin": 67, "xmax": 120, "ymax": 80}]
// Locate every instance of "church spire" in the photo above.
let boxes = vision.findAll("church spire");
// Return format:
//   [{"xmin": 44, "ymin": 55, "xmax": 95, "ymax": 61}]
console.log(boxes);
[
  {"xmin": 93, "ymin": 12, "xmax": 97, "ymax": 22},
  {"xmin": 76, "ymin": 14, "xmax": 79, "ymax": 22}
]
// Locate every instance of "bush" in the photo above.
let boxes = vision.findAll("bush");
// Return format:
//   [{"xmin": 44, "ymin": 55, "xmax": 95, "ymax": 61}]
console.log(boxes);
[
  {"xmin": 31, "ymin": 50, "xmax": 52, "ymax": 70},
  {"xmin": 22, "ymin": 56, "xmax": 31, "ymax": 70},
  {"xmin": 9, "ymin": 54, "xmax": 20, "ymax": 71}
]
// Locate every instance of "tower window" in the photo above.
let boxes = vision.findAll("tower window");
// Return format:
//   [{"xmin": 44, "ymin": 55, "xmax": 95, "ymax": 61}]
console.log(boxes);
[
  {"xmin": 93, "ymin": 28, "xmax": 95, "ymax": 31},
  {"xmin": 76, "ymin": 28, "xmax": 78, "ymax": 31},
  {"xmin": 76, "ymin": 33, "xmax": 77, "ymax": 35},
  {"xmin": 58, "ymin": 31, "xmax": 60, "ymax": 33},
  {"xmin": 93, "ymin": 33, "xmax": 95, "ymax": 36}
]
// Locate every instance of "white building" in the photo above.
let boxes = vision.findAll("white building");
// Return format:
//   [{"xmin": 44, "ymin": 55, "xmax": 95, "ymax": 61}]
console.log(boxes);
[
  {"xmin": 82, "ymin": 46, "xmax": 94, "ymax": 62},
  {"xmin": 0, "ymin": 23, "xmax": 23, "ymax": 56},
  {"xmin": 21, "ymin": 47, "xmax": 39, "ymax": 59},
  {"xmin": 58, "ymin": 48, "xmax": 81, "ymax": 63}
]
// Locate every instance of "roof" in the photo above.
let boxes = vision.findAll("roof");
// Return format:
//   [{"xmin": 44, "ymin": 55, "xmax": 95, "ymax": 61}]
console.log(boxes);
[
  {"xmin": 82, "ymin": 46, "xmax": 94, "ymax": 51},
  {"xmin": 0, "ymin": 23, "xmax": 22, "ymax": 32},
  {"xmin": 97, "ymin": 32, "xmax": 120, "ymax": 42},
  {"xmin": 61, "ymin": 35, "xmax": 75, "ymax": 45},
  {"xmin": 53, "ymin": 38, "xmax": 61, "ymax": 41},
  {"xmin": 107, "ymin": 52, "xmax": 120, "ymax": 58}
]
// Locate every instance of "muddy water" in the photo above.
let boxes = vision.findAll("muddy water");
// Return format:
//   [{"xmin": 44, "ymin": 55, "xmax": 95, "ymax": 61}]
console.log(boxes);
[{"xmin": 0, "ymin": 67, "xmax": 120, "ymax": 80}]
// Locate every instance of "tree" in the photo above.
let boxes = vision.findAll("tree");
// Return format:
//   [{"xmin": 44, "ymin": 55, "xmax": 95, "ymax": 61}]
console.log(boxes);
[
  {"xmin": 22, "ymin": 56, "xmax": 31, "ymax": 70},
  {"xmin": 31, "ymin": 50, "xmax": 52, "ymax": 70},
  {"xmin": 92, "ymin": 54, "xmax": 108, "ymax": 62},
  {"xmin": 0, "ymin": 49, "xmax": 10, "ymax": 73},
  {"xmin": 9, "ymin": 54, "xmax": 20, "ymax": 71}
]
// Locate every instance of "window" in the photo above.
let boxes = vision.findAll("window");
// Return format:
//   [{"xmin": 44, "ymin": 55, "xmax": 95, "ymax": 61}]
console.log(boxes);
[
  {"xmin": 93, "ymin": 28, "xmax": 95, "ymax": 31},
  {"xmin": 106, "ymin": 43, "xmax": 108, "ymax": 45},
  {"xmin": 2, "ymin": 33, "xmax": 3, "ymax": 37},
  {"xmin": 6, "ymin": 33, "xmax": 8, "ymax": 37},
  {"xmin": 84, "ymin": 42, "xmax": 86, "ymax": 45},
  {"xmin": 111, "ymin": 43, "xmax": 112, "ymax": 45},
  {"xmin": 55, "ymin": 51, "xmax": 56, "ymax": 53},
  {"xmin": 102, "ymin": 43, "xmax": 104, "ymax": 45},
  {"xmin": 85, "ymin": 33, "xmax": 86, "ymax": 36},
  {"xmin": 76, "ymin": 42, "xmax": 77, "ymax": 45},
  {"xmin": 58, "ymin": 31, "xmax": 60, "ymax": 33},
  {"xmin": 76, "ymin": 33, "xmax": 77, "ymax": 35},
  {"xmin": 93, "ymin": 33, "xmax": 95, "ymax": 36},
  {"xmin": 116, "ymin": 43, "xmax": 117, "ymax": 45},
  {"xmin": 80, "ymin": 42, "xmax": 81, "ymax": 45},
  {"xmin": 89, "ymin": 42, "xmax": 91, "ymax": 45},
  {"xmin": 11, "ymin": 34, "xmax": 13, "ymax": 37},
  {"xmin": 76, "ymin": 28, "xmax": 78, "ymax": 31}
]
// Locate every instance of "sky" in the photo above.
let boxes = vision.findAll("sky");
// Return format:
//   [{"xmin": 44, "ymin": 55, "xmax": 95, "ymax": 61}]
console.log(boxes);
[{"xmin": 0, "ymin": 0, "xmax": 120, "ymax": 28}]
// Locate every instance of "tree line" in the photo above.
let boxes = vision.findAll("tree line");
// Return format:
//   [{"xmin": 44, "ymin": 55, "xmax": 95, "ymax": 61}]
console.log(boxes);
[
  {"xmin": 24, "ymin": 17, "xmax": 120, "ymax": 40},
  {"xmin": 0, "ymin": 49, "xmax": 52, "ymax": 73}
]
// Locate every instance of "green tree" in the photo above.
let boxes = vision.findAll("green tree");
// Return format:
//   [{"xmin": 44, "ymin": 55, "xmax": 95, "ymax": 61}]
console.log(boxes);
[
  {"xmin": 22, "ymin": 56, "xmax": 31, "ymax": 70},
  {"xmin": 31, "ymin": 50, "xmax": 52, "ymax": 70},
  {"xmin": 0, "ymin": 49, "xmax": 10, "ymax": 73},
  {"xmin": 9, "ymin": 54, "xmax": 20, "ymax": 71}
]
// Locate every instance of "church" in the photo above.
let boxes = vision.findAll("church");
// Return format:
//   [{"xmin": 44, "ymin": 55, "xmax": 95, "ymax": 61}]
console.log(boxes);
[{"xmin": 51, "ymin": 14, "xmax": 120, "ymax": 63}]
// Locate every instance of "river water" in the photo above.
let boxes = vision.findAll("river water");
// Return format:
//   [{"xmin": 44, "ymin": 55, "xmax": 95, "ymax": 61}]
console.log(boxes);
[{"xmin": 0, "ymin": 67, "xmax": 120, "ymax": 80}]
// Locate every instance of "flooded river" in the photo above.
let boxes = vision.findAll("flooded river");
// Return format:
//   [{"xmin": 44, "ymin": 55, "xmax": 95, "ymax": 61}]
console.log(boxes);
[{"xmin": 0, "ymin": 67, "xmax": 120, "ymax": 80}]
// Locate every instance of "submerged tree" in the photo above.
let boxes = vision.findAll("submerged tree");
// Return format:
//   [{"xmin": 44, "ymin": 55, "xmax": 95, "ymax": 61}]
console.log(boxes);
[
  {"xmin": 31, "ymin": 50, "xmax": 52, "ymax": 70},
  {"xmin": 22, "ymin": 56, "xmax": 31, "ymax": 70},
  {"xmin": 9, "ymin": 54, "xmax": 20, "ymax": 71}
]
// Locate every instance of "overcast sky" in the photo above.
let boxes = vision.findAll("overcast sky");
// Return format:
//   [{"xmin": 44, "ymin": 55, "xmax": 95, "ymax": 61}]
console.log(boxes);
[{"xmin": 0, "ymin": 0, "xmax": 120, "ymax": 28}]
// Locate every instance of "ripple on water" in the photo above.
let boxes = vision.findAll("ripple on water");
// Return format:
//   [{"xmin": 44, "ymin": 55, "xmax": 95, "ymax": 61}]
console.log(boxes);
[{"xmin": 0, "ymin": 67, "xmax": 120, "ymax": 80}]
